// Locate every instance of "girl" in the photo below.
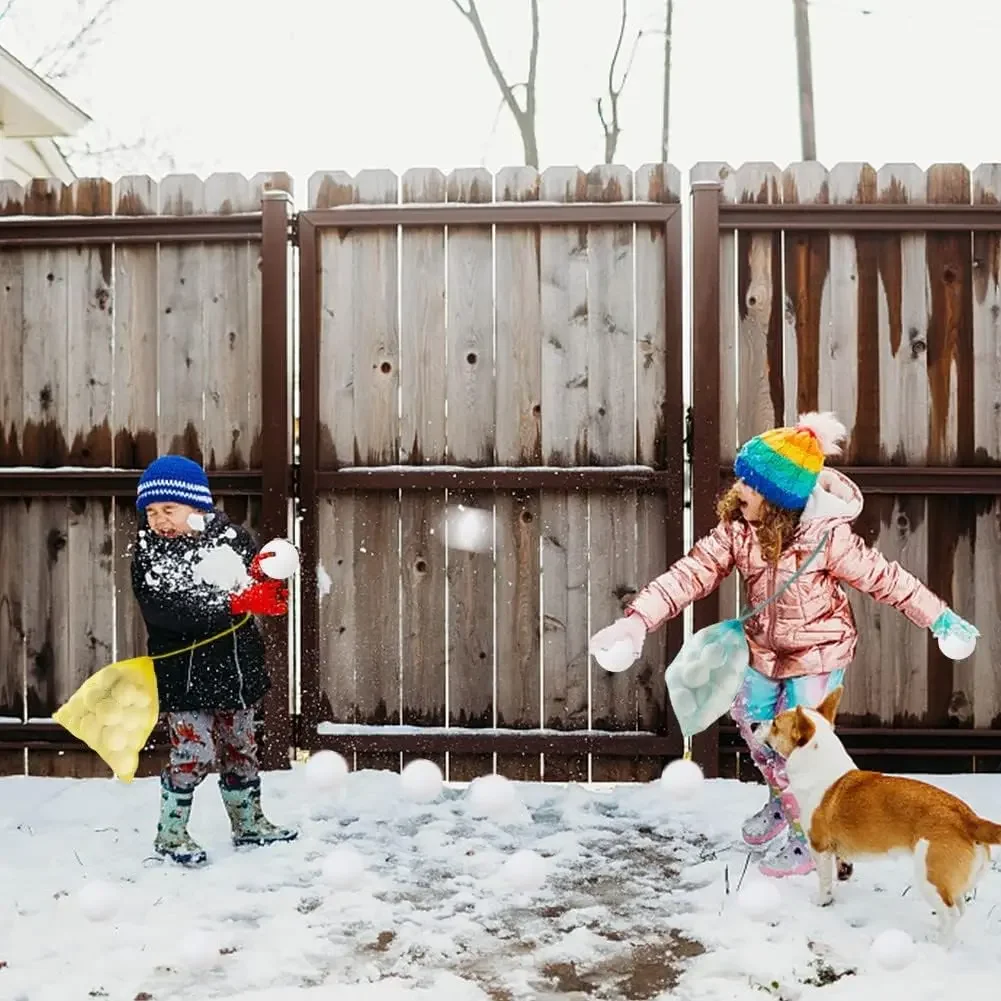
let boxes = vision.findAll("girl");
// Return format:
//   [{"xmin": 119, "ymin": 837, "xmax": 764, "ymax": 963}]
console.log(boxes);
[
  {"xmin": 131, "ymin": 454, "xmax": 297, "ymax": 867},
  {"xmin": 590, "ymin": 413, "xmax": 978, "ymax": 878}
]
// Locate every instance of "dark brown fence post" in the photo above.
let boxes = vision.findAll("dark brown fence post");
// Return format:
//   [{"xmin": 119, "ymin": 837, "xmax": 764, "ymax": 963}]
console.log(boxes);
[
  {"xmin": 258, "ymin": 188, "xmax": 292, "ymax": 771},
  {"xmin": 690, "ymin": 180, "xmax": 722, "ymax": 777}
]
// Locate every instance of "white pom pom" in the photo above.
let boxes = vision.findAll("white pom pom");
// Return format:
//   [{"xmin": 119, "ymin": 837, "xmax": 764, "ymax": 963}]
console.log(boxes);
[{"xmin": 796, "ymin": 411, "xmax": 848, "ymax": 456}]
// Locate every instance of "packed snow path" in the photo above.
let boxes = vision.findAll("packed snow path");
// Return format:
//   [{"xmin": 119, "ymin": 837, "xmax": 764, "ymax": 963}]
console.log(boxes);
[{"xmin": 2, "ymin": 768, "xmax": 1001, "ymax": 1000}]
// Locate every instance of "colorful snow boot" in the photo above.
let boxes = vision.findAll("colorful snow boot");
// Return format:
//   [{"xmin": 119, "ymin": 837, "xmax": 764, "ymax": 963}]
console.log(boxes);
[
  {"xmin": 741, "ymin": 794, "xmax": 788, "ymax": 848},
  {"xmin": 219, "ymin": 777, "xmax": 298, "ymax": 847},
  {"xmin": 154, "ymin": 778, "xmax": 208, "ymax": 867},
  {"xmin": 758, "ymin": 831, "xmax": 815, "ymax": 878}
]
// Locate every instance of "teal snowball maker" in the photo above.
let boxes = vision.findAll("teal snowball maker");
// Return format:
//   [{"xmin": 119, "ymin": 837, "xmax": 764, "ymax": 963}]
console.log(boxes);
[{"xmin": 665, "ymin": 531, "xmax": 830, "ymax": 739}]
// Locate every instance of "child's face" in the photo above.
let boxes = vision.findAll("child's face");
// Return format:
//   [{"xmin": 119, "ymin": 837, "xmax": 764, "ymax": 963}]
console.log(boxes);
[
  {"xmin": 145, "ymin": 502, "xmax": 202, "ymax": 538},
  {"xmin": 735, "ymin": 481, "xmax": 765, "ymax": 523}
]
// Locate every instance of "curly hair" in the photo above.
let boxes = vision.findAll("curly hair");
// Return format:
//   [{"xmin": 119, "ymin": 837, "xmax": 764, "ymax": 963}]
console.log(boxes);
[{"xmin": 717, "ymin": 485, "xmax": 801, "ymax": 565}]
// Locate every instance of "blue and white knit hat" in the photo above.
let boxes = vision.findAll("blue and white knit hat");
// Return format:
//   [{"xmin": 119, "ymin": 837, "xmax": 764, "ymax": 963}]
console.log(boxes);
[{"xmin": 136, "ymin": 455, "xmax": 214, "ymax": 511}]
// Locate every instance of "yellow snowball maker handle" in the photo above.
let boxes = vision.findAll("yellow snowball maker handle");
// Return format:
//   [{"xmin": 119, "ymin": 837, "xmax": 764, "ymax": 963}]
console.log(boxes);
[{"xmin": 52, "ymin": 656, "xmax": 159, "ymax": 783}]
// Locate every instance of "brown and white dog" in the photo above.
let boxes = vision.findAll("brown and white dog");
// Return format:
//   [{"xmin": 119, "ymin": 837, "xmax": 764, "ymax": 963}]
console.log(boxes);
[{"xmin": 760, "ymin": 686, "xmax": 1001, "ymax": 945}]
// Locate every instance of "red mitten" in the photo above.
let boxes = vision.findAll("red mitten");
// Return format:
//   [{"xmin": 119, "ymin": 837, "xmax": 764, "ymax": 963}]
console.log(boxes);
[
  {"xmin": 229, "ymin": 579, "xmax": 289, "ymax": 617},
  {"xmin": 248, "ymin": 549, "xmax": 272, "ymax": 583}
]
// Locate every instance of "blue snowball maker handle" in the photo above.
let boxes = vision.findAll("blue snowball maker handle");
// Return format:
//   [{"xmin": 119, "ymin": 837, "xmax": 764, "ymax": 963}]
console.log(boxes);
[{"xmin": 665, "ymin": 618, "xmax": 749, "ymax": 738}]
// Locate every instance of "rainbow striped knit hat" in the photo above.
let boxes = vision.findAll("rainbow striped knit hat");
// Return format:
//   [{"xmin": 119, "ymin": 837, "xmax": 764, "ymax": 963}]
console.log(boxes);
[{"xmin": 733, "ymin": 412, "xmax": 848, "ymax": 511}]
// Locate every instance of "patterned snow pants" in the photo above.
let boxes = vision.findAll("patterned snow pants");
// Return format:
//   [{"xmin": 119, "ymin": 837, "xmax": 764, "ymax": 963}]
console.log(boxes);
[{"xmin": 164, "ymin": 709, "xmax": 259, "ymax": 792}]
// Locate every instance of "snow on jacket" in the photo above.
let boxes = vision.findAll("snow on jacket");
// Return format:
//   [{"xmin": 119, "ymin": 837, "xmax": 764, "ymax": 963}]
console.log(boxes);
[
  {"xmin": 130, "ymin": 511, "xmax": 270, "ymax": 713},
  {"xmin": 628, "ymin": 468, "xmax": 946, "ymax": 679}
]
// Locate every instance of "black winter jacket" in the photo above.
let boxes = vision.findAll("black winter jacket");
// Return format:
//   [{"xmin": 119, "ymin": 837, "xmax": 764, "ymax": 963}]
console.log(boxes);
[{"xmin": 130, "ymin": 511, "xmax": 270, "ymax": 713}]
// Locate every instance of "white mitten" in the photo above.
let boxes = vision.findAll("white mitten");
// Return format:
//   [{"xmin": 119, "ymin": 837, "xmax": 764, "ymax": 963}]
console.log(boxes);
[{"xmin": 589, "ymin": 615, "xmax": 647, "ymax": 673}]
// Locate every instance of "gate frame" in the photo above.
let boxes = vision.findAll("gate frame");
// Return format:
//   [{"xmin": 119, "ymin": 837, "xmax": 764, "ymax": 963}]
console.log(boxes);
[{"xmin": 294, "ymin": 199, "xmax": 690, "ymax": 766}]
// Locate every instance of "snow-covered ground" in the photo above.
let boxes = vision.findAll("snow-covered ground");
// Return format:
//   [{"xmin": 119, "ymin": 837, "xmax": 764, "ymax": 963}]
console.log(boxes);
[{"xmin": 3, "ymin": 766, "xmax": 1001, "ymax": 1001}]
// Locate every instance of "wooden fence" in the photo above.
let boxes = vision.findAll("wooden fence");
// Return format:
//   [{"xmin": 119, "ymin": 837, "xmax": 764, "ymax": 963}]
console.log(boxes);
[
  {"xmin": 1, "ymin": 160, "xmax": 1000, "ymax": 780},
  {"xmin": 297, "ymin": 164, "xmax": 686, "ymax": 783},
  {"xmin": 691, "ymin": 161, "xmax": 1001, "ymax": 776}
]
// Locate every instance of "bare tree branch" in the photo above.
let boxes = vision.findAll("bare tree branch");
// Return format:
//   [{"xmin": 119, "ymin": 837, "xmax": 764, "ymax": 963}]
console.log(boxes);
[
  {"xmin": 30, "ymin": 0, "xmax": 118, "ymax": 81},
  {"xmin": 448, "ymin": 0, "xmax": 540, "ymax": 167},
  {"xmin": 597, "ymin": 0, "xmax": 645, "ymax": 164}
]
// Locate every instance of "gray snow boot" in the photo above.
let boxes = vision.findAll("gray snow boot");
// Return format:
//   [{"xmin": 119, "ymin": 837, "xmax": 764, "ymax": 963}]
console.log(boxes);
[
  {"xmin": 154, "ymin": 778, "xmax": 208, "ymax": 867},
  {"xmin": 219, "ymin": 777, "xmax": 298, "ymax": 847}
]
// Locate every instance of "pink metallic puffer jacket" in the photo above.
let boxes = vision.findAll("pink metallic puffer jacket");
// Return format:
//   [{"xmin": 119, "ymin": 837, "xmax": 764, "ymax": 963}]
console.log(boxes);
[{"xmin": 628, "ymin": 469, "xmax": 946, "ymax": 679}]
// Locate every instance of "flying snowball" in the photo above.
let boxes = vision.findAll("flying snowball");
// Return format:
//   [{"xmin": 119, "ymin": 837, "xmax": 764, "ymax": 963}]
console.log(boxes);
[
  {"xmin": 467, "ymin": 773, "xmax": 521, "ymax": 819},
  {"xmin": 592, "ymin": 638, "xmax": 637, "ymax": 674},
  {"xmin": 304, "ymin": 750, "xmax": 350, "ymax": 792},
  {"xmin": 870, "ymin": 928, "xmax": 917, "ymax": 970},
  {"xmin": 401, "ymin": 758, "xmax": 444, "ymax": 804},
  {"xmin": 736, "ymin": 881, "xmax": 781, "ymax": 922},
  {"xmin": 77, "ymin": 880, "xmax": 120, "ymax": 922},
  {"xmin": 186, "ymin": 512, "xmax": 206, "ymax": 532},
  {"xmin": 660, "ymin": 758, "xmax": 704, "ymax": 800},
  {"xmin": 444, "ymin": 504, "xmax": 493, "ymax": 553},
  {"xmin": 500, "ymin": 849, "xmax": 550, "ymax": 893},
  {"xmin": 258, "ymin": 538, "xmax": 301, "ymax": 580},
  {"xmin": 937, "ymin": 632, "xmax": 977, "ymax": 661},
  {"xmin": 321, "ymin": 846, "xmax": 368, "ymax": 890},
  {"xmin": 178, "ymin": 931, "xmax": 221, "ymax": 972}
]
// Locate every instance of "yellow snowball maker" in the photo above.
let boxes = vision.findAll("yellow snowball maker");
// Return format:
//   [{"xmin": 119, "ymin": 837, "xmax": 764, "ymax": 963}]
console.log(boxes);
[
  {"xmin": 53, "ymin": 657, "xmax": 159, "ymax": 782},
  {"xmin": 53, "ymin": 613, "xmax": 253, "ymax": 783}
]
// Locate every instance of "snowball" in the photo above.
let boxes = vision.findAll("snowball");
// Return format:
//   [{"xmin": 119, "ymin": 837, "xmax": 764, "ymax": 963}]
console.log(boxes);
[
  {"xmin": 321, "ymin": 846, "xmax": 368, "ymax": 889},
  {"xmin": 444, "ymin": 504, "xmax": 493, "ymax": 553},
  {"xmin": 192, "ymin": 545, "xmax": 250, "ymax": 591},
  {"xmin": 304, "ymin": 750, "xmax": 349, "ymax": 792},
  {"xmin": 659, "ymin": 758, "xmax": 704, "ymax": 800},
  {"xmin": 77, "ymin": 880, "xmax": 120, "ymax": 922},
  {"xmin": 679, "ymin": 654, "xmax": 712, "ymax": 688},
  {"xmin": 870, "ymin": 928, "xmax": 917, "ymax": 970},
  {"xmin": 467, "ymin": 773, "xmax": 521, "ymax": 819},
  {"xmin": 938, "ymin": 631, "xmax": 977, "ymax": 661},
  {"xmin": 592, "ymin": 638, "xmax": 637, "ymax": 674},
  {"xmin": 178, "ymin": 931, "xmax": 221, "ymax": 972},
  {"xmin": 736, "ymin": 881, "xmax": 781, "ymax": 922},
  {"xmin": 186, "ymin": 512, "xmax": 206, "ymax": 532},
  {"xmin": 500, "ymin": 849, "xmax": 549, "ymax": 893},
  {"xmin": 401, "ymin": 758, "xmax": 443, "ymax": 804},
  {"xmin": 258, "ymin": 538, "xmax": 301, "ymax": 580}
]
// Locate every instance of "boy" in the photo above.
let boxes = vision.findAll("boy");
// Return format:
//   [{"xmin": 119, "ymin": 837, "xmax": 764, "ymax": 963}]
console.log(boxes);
[{"xmin": 131, "ymin": 454, "xmax": 297, "ymax": 866}]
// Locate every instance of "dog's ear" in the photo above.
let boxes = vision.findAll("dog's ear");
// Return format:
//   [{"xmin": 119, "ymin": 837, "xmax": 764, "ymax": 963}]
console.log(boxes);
[
  {"xmin": 815, "ymin": 686, "xmax": 843, "ymax": 726},
  {"xmin": 792, "ymin": 705, "xmax": 816, "ymax": 747}
]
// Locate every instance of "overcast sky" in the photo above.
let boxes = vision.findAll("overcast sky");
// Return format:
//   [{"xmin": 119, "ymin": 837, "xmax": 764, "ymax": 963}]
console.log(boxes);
[{"xmin": 3, "ymin": 0, "xmax": 1000, "ymax": 198}]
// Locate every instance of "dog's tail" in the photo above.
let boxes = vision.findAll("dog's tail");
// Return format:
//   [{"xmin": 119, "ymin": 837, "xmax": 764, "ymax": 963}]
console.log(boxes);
[{"xmin": 967, "ymin": 816, "xmax": 1001, "ymax": 846}]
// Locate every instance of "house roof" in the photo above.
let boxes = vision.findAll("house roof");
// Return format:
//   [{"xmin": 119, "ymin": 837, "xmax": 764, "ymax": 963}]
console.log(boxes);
[{"xmin": 0, "ymin": 43, "xmax": 90, "ymax": 138}]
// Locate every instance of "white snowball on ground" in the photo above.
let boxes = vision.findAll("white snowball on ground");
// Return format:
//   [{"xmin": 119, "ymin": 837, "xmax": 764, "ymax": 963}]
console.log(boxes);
[
  {"xmin": 444, "ymin": 504, "xmax": 493, "ymax": 553},
  {"xmin": 736, "ymin": 881, "xmax": 781, "ymax": 922},
  {"xmin": 186, "ymin": 512, "xmax": 206, "ymax": 532},
  {"xmin": 938, "ymin": 632, "xmax": 977, "ymax": 661},
  {"xmin": 500, "ymin": 849, "xmax": 550, "ymax": 893},
  {"xmin": 304, "ymin": 750, "xmax": 350, "ymax": 792},
  {"xmin": 178, "ymin": 931, "xmax": 221, "ymax": 972},
  {"xmin": 592, "ymin": 638, "xmax": 637, "ymax": 673},
  {"xmin": 258, "ymin": 538, "xmax": 301, "ymax": 580},
  {"xmin": 321, "ymin": 846, "xmax": 368, "ymax": 890},
  {"xmin": 870, "ymin": 928, "xmax": 917, "ymax": 970},
  {"xmin": 400, "ymin": 758, "xmax": 444, "ymax": 803},
  {"xmin": 467, "ymin": 773, "xmax": 520, "ymax": 819},
  {"xmin": 659, "ymin": 758, "xmax": 704, "ymax": 799},
  {"xmin": 77, "ymin": 880, "xmax": 120, "ymax": 921}
]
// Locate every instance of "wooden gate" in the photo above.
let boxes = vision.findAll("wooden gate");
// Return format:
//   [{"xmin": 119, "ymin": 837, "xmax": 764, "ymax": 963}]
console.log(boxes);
[{"xmin": 295, "ymin": 165, "xmax": 687, "ymax": 781}]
